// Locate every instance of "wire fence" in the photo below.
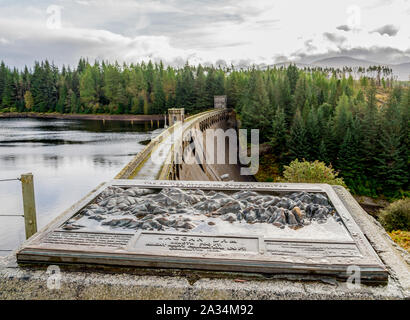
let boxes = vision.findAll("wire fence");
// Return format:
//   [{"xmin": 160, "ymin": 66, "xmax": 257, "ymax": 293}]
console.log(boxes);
[
  {"xmin": 0, "ymin": 178, "xmax": 20, "ymax": 183},
  {"xmin": 0, "ymin": 178, "xmax": 24, "ymax": 220},
  {"xmin": 0, "ymin": 175, "xmax": 35, "ymax": 253}
]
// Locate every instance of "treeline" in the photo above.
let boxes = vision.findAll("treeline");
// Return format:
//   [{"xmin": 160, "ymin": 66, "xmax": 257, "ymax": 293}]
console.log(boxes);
[
  {"xmin": 0, "ymin": 59, "xmax": 224, "ymax": 115},
  {"xmin": 236, "ymin": 66, "xmax": 409, "ymax": 199},
  {"xmin": 0, "ymin": 59, "xmax": 408, "ymax": 198}
]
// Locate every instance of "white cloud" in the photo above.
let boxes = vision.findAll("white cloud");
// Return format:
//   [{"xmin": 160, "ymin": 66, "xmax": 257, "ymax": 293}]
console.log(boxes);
[
  {"xmin": 370, "ymin": 24, "xmax": 399, "ymax": 36},
  {"xmin": 0, "ymin": 0, "xmax": 408, "ymax": 68},
  {"xmin": 0, "ymin": 37, "xmax": 10, "ymax": 45}
]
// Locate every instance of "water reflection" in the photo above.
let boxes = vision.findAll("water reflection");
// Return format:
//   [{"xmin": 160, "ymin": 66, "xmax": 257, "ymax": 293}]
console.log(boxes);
[{"xmin": 0, "ymin": 118, "xmax": 163, "ymax": 254}]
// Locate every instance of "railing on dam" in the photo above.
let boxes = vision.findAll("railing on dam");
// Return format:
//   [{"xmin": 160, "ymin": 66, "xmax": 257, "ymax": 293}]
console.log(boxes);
[
  {"xmin": 115, "ymin": 108, "xmax": 231, "ymax": 180},
  {"xmin": 158, "ymin": 108, "xmax": 233, "ymax": 180}
]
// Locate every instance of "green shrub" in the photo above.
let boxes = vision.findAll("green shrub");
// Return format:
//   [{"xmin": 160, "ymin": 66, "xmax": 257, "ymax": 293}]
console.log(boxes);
[
  {"xmin": 380, "ymin": 198, "xmax": 410, "ymax": 232},
  {"xmin": 281, "ymin": 159, "xmax": 347, "ymax": 187}
]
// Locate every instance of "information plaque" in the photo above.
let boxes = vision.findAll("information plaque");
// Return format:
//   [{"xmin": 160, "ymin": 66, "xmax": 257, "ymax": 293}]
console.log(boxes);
[{"xmin": 17, "ymin": 180, "xmax": 388, "ymax": 283}]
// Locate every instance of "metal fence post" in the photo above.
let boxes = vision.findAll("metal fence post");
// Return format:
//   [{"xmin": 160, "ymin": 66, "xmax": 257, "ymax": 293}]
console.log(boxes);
[{"xmin": 21, "ymin": 173, "xmax": 37, "ymax": 239}]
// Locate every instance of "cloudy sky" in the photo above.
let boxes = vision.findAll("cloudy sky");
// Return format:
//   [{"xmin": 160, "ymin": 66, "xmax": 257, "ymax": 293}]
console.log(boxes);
[{"xmin": 0, "ymin": 0, "xmax": 409, "ymax": 69}]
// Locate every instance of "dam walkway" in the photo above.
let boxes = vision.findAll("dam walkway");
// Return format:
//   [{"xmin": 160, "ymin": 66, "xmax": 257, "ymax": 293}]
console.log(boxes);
[{"xmin": 115, "ymin": 108, "xmax": 253, "ymax": 182}]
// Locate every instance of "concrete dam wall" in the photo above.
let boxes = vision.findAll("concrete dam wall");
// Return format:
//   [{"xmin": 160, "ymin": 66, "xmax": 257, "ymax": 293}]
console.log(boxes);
[{"xmin": 116, "ymin": 108, "xmax": 254, "ymax": 182}]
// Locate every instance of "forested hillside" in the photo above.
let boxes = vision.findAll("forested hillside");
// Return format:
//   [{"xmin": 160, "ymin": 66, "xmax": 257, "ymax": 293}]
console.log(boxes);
[
  {"xmin": 0, "ymin": 59, "xmax": 225, "ymax": 115},
  {"xmin": 0, "ymin": 59, "xmax": 408, "ymax": 199},
  {"xmin": 238, "ymin": 65, "xmax": 409, "ymax": 200}
]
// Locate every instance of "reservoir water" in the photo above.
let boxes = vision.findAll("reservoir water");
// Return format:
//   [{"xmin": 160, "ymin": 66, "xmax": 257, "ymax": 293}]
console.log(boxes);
[{"xmin": 0, "ymin": 117, "xmax": 163, "ymax": 255}]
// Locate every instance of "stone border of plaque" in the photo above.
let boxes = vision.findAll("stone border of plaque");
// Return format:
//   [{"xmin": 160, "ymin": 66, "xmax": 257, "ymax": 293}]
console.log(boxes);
[{"xmin": 17, "ymin": 180, "xmax": 388, "ymax": 283}]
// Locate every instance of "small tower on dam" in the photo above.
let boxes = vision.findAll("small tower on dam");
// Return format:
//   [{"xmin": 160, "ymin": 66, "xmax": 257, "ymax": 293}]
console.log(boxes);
[
  {"xmin": 214, "ymin": 95, "xmax": 227, "ymax": 109},
  {"xmin": 168, "ymin": 108, "xmax": 185, "ymax": 126}
]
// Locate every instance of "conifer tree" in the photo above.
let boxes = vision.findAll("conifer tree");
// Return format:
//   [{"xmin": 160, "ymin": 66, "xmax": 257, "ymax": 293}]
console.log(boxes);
[
  {"xmin": 0, "ymin": 62, "xmax": 7, "ymax": 103},
  {"xmin": 305, "ymin": 107, "xmax": 321, "ymax": 160},
  {"xmin": 80, "ymin": 65, "xmax": 98, "ymax": 109},
  {"xmin": 374, "ymin": 95, "xmax": 408, "ymax": 196},
  {"xmin": 194, "ymin": 65, "xmax": 207, "ymax": 111},
  {"xmin": 145, "ymin": 61, "xmax": 155, "ymax": 102},
  {"xmin": 1, "ymin": 71, "xmax": 17, "ymax": 109},
  {"xmin": 332, "ymin": 93, "xmax": 352, "ymax": 146},
  {"xmin": 293, "ymin": 75, "xmax": 308, "ymax": 115},
  {"xmin": 318, "ymin": 139, "xmax": 329, "ymax": 163},
  {"xmin": 360, "ymin": 81, "xmax": 379, "ymax": 187},
  {"xmin": 151, "ymin": 75, "xmax": 166, "ymax": 114},
  {"xmin": 277, "ymin": 76, "xmax": 293, "ymax": 124},
  {"xmin": 336, "ymin": 117, "xmax": 363, "ymax": 191},
  {"xmin": 399, "ymin": 88, "xmax": 410, "ymax": 190},
  {"xmin": 288, "ymin": 108, "xmax": 309, "ymax": 160},
  {"xmin": 240, "ymin": 70, "xmax": 272, "ymax": 142},
  {"xmin": 205, "ymin": 67, "xmax": 224, "ymax": 107},
  {"xmin": 286, "ymin": 64, "xmax": 299, "ymax": 94},
  {"xmin": 175, "ymin": 64, "xmax": 195, "ymax": 113},
  {"xmin": 226, "ymin": 70, "xmax": 242, "ymax": 109},
  {"xmin": 270, "ymin": 107, "xmax": 287, "ymax": 164},
  {"xmin": 103, "ymin": 63, "xmax": 127, "ymax": 113}
]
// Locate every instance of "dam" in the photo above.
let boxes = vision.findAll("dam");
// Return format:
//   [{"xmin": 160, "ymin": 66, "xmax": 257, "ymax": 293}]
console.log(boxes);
[
  {"xmin": 1, "ymin": 98, "xmax": 409, "ymax": 299},
  {"xmin": 116, "ymin": 105, "xmax": 254, "ymax": 182}
]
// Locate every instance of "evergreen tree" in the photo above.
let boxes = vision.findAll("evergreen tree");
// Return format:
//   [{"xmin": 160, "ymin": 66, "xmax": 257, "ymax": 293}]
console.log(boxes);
[
  {"xmin": 226, "ymin": 70, "xmax": 242, "ymax": 109},
  {"xmin": 360, "ymin": 81, "xmax": 379, "ymax": 189},
  {"xmin": 336, "ymin": 117, "xmax": 363, "ymax": 192},
  {"xmin": 56, "ymin": 81, "xmax": 68, "ymax": 113},
  {"xmin": 288, "ymin": 108, "xmax": 309, "ymax": 160},
  {"xmin": 103, "ymin": 63, "xmax": 127, "ymax": 114},
  {"xmin": 286, "ymin": 64, "xmax": 299, "ymax": 94},
  {"xmin": 1, "ymin": 71, "xmax": 17, "ymax": 109},
  {"xmin": 293, "ymin": 75, "xmax": 308, "ymax": 115},
  {"xmin": 399, "ymin": 88, "xmax": 410, "ymax": 190},
  {"xmin": 145, "ymin": 60, "xmax": 155, "ymax": 101},
  {"xmin": 318, "ymin": 139, "xmax": 329, "ymax": 163},
  {"xmin": 270, "ymin": 107, "xmax": 287, "ymax": 164},
  {"xmin": 374, "ymin": 95, "xmax": 408, "ymax": 196},
  {"xmin": 333, "ymin": 93, "xmax": 351, "ymax": 145},
  {"xmin": 240, "ymin": 70, "xmax": 273, "ymax": 142},
  {"xmin": 151, "ymin": 74, "xmax": 166, "ymax": 114},
  {"xmin": 175, "ymin": 64, "xmax": 195, "ymax": 113},
  {"xmin": 0, "ymin": 62, "xmax": 7, "ymax": 103},
  {"xmin": 80, "ymin": 65, "xmax": 98, "ymax": 110},
  {"xmin": 305, "ymin": 106, "xmax": 321, "ymax": 160},
  {"xmin": 195, "ymin": 65, "xmax": 208, "ymax": 110},
  {"xmin": 277, "ymin": 76, "xmax": 293, "ymax": 124}
]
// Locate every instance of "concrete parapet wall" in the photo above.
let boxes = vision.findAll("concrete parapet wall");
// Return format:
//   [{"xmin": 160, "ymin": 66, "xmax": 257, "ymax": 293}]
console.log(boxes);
[{"xmin": 115, "ymin": 111, "xmax": 211, "ymax": 179}]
